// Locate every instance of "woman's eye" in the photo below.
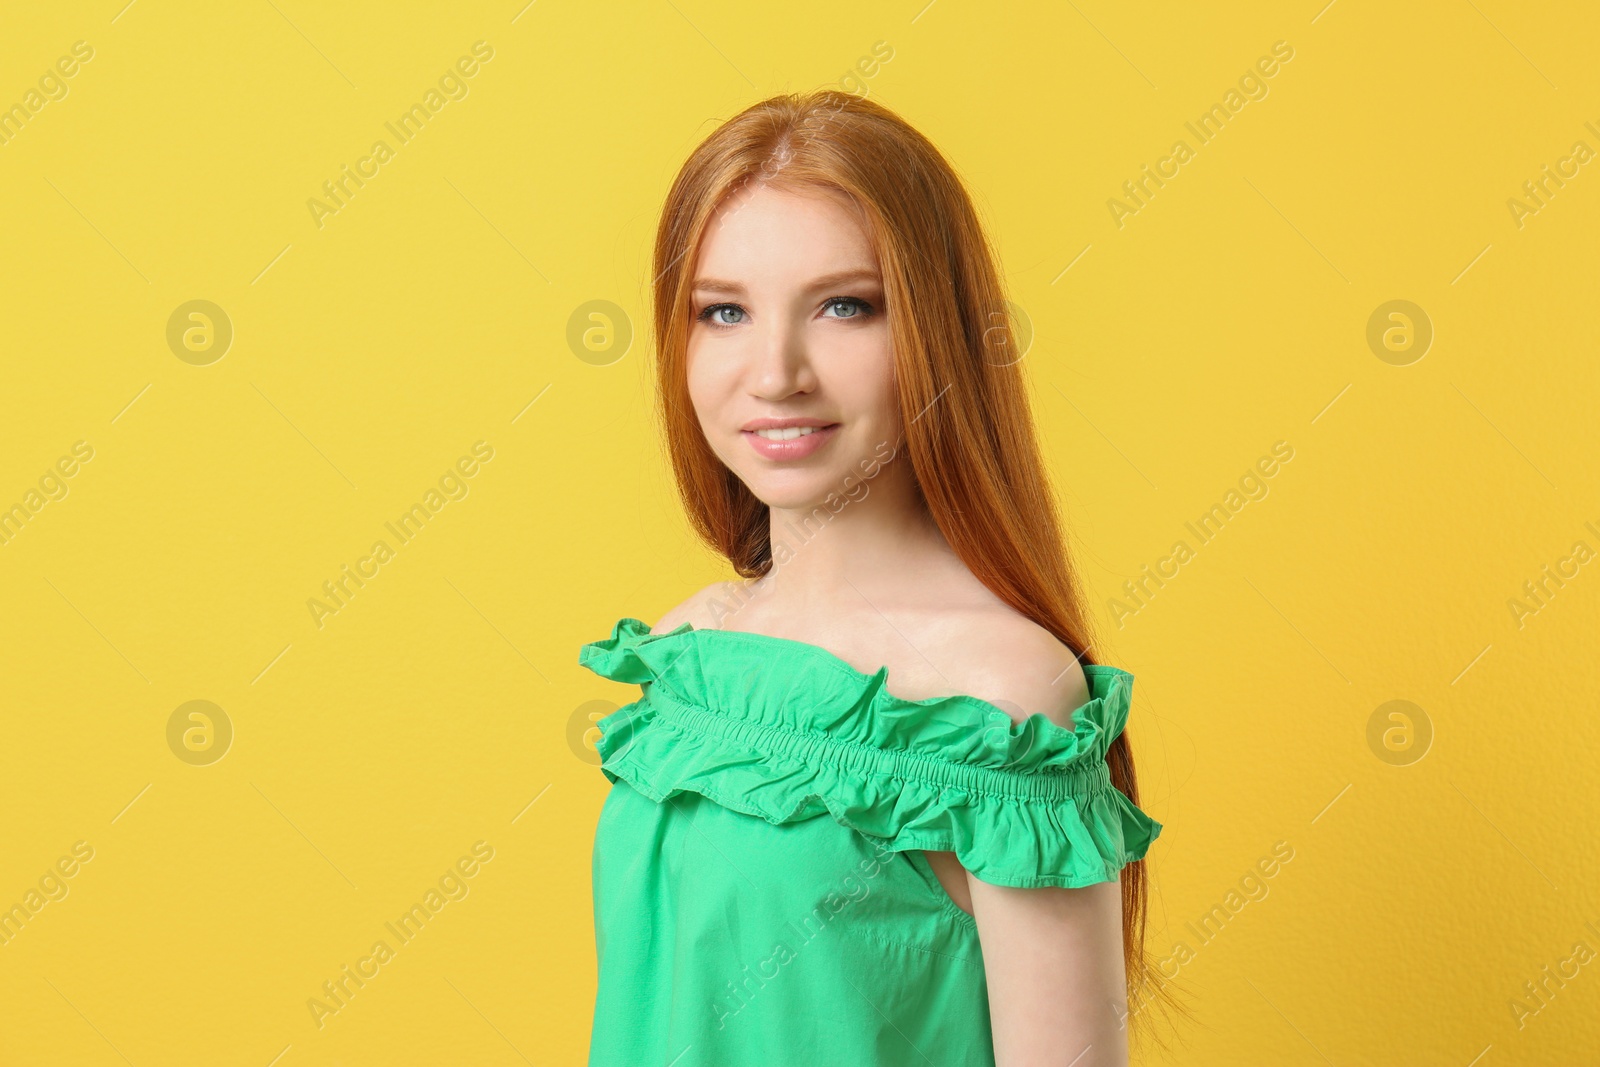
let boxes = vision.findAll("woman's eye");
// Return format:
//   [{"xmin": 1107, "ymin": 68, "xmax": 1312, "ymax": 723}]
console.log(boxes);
[
  {"xmin": 698, "ymin": 303, "xmax": 746, "ymax": 327},
  {"xmin": 822, "ymin": 296, "xmax": 874, "ymax": 320},
  {"xmin": 697, "ymin": 297, "xmax": 875, "ymax": 328}
]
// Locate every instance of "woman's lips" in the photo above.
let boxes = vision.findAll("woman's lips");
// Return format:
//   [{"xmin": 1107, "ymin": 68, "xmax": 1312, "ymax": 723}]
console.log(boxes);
[{"xmin": 742, "ymin": 424, "xmax": 839, "ymax": 461}]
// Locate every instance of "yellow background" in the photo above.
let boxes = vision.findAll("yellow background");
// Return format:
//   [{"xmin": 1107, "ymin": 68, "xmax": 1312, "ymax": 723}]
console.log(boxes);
[{"xmin": 2, "ymin": 1, "xmax": 1596, "ymax": 1063}]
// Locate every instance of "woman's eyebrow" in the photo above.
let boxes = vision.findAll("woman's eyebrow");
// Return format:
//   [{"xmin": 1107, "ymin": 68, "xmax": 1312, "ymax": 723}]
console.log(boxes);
[
  {"xmin": 805, "ymin": 268, "xmax": 881, "ymax": 291},
  {"xmin": 691, "ymin": 267, "xmax": 882, "ymax": 295},
  {"xmin": 691, "ymin": 278, "xmax": 746, "ymax": 295}
]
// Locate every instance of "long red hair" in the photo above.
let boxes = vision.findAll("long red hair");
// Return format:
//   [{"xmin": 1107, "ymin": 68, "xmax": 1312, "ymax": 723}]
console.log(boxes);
[{"xmin": 649, "ymin": 89, "xmax": 1174, "ymax": 1031}]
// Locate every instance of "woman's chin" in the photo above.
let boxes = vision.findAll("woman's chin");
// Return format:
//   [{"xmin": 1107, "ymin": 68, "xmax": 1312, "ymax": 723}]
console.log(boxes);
[{"xmin": 738, "ymin": 469, "xmax": 857, "ymax": 514}]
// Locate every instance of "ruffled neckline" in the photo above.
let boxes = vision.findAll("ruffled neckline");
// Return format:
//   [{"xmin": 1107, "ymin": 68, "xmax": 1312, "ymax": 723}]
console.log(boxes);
[
  {"xmin": 673, "ymin": 618, "xmax": 1127, "ymax": 741},
  {"xmin": 581, "ymin": 616, "xmax": 1136, "ymax": 785},
  {"xmin": 578, "ymin": 615, "xmax": 1161, "ymax": 888}
]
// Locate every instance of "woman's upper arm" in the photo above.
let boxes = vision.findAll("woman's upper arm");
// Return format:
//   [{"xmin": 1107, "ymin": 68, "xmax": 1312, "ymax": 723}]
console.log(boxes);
[
  {"xmin": 942, "ymin": 614, "xmax": 1133, "ymax": 1065},
  {"xmin": 968, "ymin": 873, "xmax": 1129, "ymax": 1067}
]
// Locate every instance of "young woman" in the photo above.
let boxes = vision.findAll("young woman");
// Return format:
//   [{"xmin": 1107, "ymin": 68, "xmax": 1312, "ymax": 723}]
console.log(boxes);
[{"xmin": 580, "ymin": 89, "xmax": 1167, "ymax": 1066}]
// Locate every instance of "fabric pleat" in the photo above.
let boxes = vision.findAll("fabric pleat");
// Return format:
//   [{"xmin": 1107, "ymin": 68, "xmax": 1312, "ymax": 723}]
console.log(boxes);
[{"xmin": 579, "ymin": 616, "xmax": 1162, "ymax": 890}]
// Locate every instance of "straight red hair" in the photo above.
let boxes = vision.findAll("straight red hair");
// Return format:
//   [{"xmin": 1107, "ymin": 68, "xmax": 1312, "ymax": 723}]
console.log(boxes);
[{"xmin": 649, "ymin": 89, "xmax": 1174, "ymax": 1030}]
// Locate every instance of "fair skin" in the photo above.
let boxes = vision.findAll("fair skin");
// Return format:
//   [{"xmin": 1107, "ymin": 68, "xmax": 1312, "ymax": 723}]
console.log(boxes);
[{"xmin": 651, "ymin": 182, "xmax": 1129, "ymax": 1066}]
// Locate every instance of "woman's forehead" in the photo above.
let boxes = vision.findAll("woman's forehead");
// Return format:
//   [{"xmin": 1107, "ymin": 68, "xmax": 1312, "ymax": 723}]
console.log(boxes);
[{"xmin": 694, "ymin": 185, "xmax": 877, "ymax": 285}]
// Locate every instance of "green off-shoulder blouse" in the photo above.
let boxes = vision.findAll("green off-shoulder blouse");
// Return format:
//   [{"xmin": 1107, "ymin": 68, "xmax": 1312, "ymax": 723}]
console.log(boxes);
[{"xmin": 579, "ymin": 616, "xmax": 1162, "ymax": 1066}]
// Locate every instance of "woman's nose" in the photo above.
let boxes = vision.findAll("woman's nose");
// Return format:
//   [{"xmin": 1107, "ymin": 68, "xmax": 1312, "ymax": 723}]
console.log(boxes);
[{"xmin": 749, "ymin": 316, "xmax": 814, "ymax": 398}]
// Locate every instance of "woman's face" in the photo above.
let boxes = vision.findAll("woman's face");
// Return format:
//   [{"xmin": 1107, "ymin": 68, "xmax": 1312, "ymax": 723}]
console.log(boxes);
[{"xmin": 686, "ymin": 182, "xmax": 898, "ymax": 511}]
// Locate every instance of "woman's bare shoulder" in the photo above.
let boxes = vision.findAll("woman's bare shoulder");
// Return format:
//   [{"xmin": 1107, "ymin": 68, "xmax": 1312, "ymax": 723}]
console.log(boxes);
[
  {"xmin": 935, "ymin": 606, "xmax": 1092, "ymax": 730},
  {"xmin": 651, "ymin": 580, "xmax": 756, "ymax": 635}
]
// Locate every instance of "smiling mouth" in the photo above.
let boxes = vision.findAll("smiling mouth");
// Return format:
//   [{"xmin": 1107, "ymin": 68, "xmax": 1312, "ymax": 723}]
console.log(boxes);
[
  {"xmin": 751, "ymin": 425, "xmax": 834, "ymax": 441},
  {"xmin": 741, "ymin": 422, "xmax": 841, "ymax": 461}
]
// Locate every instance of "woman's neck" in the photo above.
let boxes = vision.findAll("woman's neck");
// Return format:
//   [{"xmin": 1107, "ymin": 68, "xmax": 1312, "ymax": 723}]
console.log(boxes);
[{"xmin": 755, "ymin": 461, "xmax": 952, "ymax": 611}]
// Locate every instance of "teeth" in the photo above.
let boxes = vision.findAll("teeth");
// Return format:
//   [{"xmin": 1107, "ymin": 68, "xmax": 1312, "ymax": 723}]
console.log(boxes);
[{"xmin": 754, "ymin": 426, "xmax": 825, "ymax": 440}]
